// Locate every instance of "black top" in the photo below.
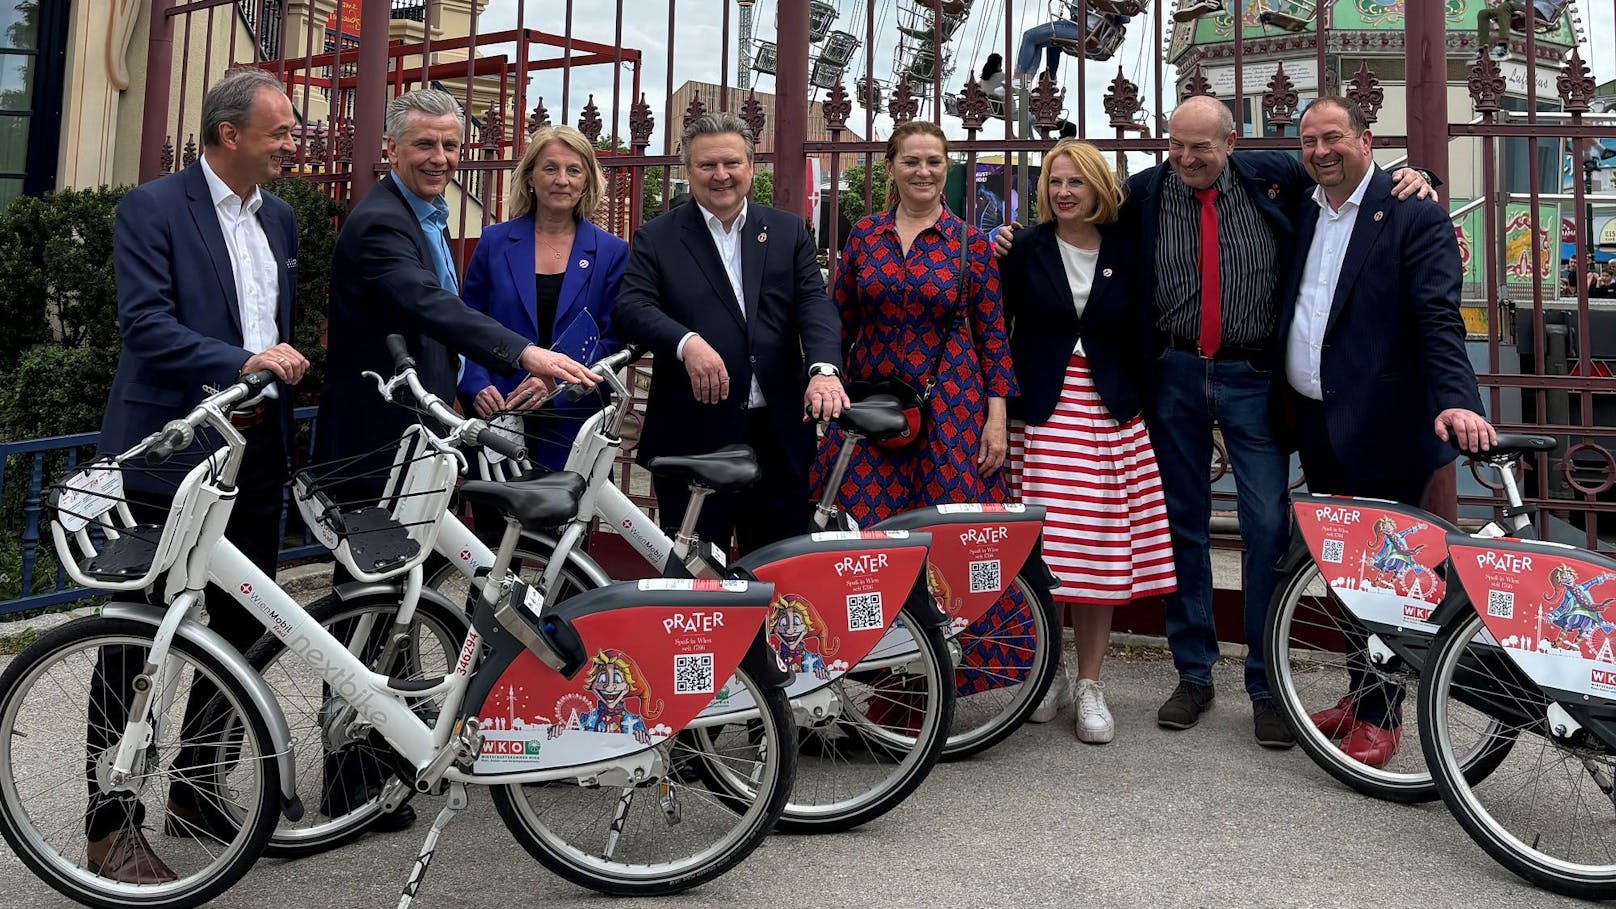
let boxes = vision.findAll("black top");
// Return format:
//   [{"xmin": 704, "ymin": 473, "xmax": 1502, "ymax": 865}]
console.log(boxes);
[{"xmin": 534, "ymin": 272, "xmax": 562, "ymax": 349}]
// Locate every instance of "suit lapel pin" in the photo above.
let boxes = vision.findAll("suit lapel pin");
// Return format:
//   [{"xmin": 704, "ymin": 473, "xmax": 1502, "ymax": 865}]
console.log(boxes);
[
  {"xmin": 285, "ymin": 258, "xmax": 297, "ymax": 268},
  {"xmin": 1267, "ymin": 184, "xmax": 1279, "ymax": 200},
  {"xmin": 1102, "ymin": 267, "xmax": 1113, "ymax": 278},
  {"xmin": 1373, "ymin": 210, "xmax": 1384, "ymax": 222},
  {"xmin": 579, "ymin": 259, "xmax": 589, "ymax": 269},
  {"xmin": 757, "ymin": 229, "xmax": 767, "ymax": 244}
]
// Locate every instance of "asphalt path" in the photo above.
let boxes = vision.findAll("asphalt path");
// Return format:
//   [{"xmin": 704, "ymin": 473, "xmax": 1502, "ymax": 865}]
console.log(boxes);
[{"xmin": 0, "ymin": 648, "xmax": 1589, "ymax": 909}]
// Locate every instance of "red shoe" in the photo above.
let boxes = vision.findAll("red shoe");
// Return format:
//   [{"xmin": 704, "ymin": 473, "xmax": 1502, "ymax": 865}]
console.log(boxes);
[
  {"xmin": 1309, "ymin": 696, "xmax": 1356, "ymax": 739},
  {"xmin": 1340, "ymin": 721, "xmax": 1402, "ymax": 768}
]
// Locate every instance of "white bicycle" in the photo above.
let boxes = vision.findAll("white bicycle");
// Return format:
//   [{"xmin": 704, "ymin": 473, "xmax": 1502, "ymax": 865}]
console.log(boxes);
[{"xmin": 0, "ymin": 361, "xmax": 794, "ymax": 908}]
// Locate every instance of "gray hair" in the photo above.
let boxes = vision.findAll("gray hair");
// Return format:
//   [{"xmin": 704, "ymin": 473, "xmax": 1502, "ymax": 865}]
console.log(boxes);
[
  {"xmin": 384, "ymin": 89, "xmax": 464, "ymax": 141},
  {"xmin": 201, "ymin": 68, "xmax": 285, "ymax": 147},
  {"xmin": 679, "ymin": 112, "xmax": 755, "ymax": 166}
]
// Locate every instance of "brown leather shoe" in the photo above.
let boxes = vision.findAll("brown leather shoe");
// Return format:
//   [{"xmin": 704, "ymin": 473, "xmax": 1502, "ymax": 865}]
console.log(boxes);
[{"xmin": 87, "ymin": 828, "xmax": 179, "ymax": 884}]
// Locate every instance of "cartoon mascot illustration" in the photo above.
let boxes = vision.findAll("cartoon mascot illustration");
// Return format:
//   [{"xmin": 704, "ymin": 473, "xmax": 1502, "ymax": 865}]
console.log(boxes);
[
  {"xmin": 1366, "ymin": 516, "xmax": 1430, "ymax": 593},
  {"xmin": 549, "ymin": 649, "xmax": 663, "ymax": 745},
  {"xmin": 769, "ymin": 593, "xmax": 839, "ymax": 680},
  {"xmin": 926, "ymin": 560, "xmax": 956, "ymax": 619},
  {"xmin": 1542, "ymin": 564, "xmax": 1616, "ymax": 651}
]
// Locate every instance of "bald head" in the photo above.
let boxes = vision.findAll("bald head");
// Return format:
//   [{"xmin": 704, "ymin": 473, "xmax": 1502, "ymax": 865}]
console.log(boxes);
[{"xmin": 1167, "ymin": 95, "xmax": 1237, "ymax": 190}]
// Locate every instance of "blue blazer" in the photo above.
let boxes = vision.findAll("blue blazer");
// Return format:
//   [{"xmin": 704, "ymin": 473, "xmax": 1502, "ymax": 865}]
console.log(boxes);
[
  {"xmin": 458, "ymin": 214, "xmax": 626, "ymax": 397},
  {"xmin": 1119, "ymin": 151, "xmax": 1312, "ymax": 383},
  {"xmin": 1000, "ymin": 220, "xmax": 1151, "ymax": 425},
  {"xmin": 100, "ymin": 163, "xmax": 297, "ymax": 477},
  {"xmin": 1274, "ymin": 167, "xmax": 1483, "ymax": 482},
  {"xmin": 613, "ymin": 202, "xmax": 842, "ymax": 479}
]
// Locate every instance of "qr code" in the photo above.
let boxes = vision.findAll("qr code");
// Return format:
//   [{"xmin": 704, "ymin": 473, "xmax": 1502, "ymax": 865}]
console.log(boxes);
[
  {"xmin": 673, "ymin": 653, "xmax": 714, "ymax": 695},
  {"xmin": 1487, "ymin": 590, "xmax": 1514, "ymax": 619},
  {"xmin": 968, "ymin": 559, "xmax": 1002, "ymax": 594},
  {"xmin": 1319, "ymin": 539, "xmax": 1345, "ymax": 565},
  {"xmin": 847, "ymin": 592, "xmax": 884, "ymax": 632}
]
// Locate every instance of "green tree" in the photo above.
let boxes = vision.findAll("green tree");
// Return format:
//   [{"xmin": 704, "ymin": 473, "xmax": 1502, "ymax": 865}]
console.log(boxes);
[
  {"xmin": 839, "ymin": 161, "xmax": 888, "ymax": 228},
  {"xmin": 0, "ymin": 186, "xmax": 126, "ymax": 372},
  {"xmin": 750, "ymin": 169, "xmax": 774, "ymax": 207}
]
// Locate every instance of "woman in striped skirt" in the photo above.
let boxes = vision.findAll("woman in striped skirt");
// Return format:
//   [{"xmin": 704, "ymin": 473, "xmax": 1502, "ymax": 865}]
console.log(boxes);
[{"xmin": 1000, "ymin": 139, "xmax": 1176, "ymax": 743}]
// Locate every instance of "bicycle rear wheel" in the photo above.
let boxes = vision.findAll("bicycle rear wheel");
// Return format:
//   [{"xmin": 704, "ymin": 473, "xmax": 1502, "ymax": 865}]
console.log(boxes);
[
  {"xmin": 243, "ymin": 589, "xmax": 467, "ymax": 857},
  {"xmin": 943, "ymin": 573, "xmax": 1060, "ymax": 760},
  {"xmin": 1420, "ymin": 610, "xmax": 1616, "ymax": 900},
  {"xmin": 490, "ymin": 664, "xmax": 794, "ymax": 896},
  {"xmin": 0, "ymin": 617, "xmax": 278, "ymax": 909}
]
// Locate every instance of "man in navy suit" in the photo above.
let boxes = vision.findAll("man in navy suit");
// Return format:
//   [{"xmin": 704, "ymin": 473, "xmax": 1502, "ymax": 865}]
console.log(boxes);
[
  {"xmin": 316, "ymin": 90, "xmax": 597, "ymax": 492},
  {"xmin": 614, "ymin": 112, "xmax": 848, "ymax": 554},
  {"xmin": 1277, "ymin": 97, "xmax": 1494, "ymax": 766},
  {"xmin": 89, "ymin": 68, "xmax": 306, "ymax": 884}
]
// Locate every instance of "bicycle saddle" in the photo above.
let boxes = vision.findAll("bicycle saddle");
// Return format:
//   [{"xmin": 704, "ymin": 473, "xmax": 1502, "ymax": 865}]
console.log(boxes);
[
  {"xmin": 1463, "ymin": 432, "xmax": 1558, "ymax": 461},
  {"xmin": 647, "ymin": 444, "xmax": 759, "ymax": 491},
  {"xmin": 837, "ymin": 395, "xmax": 910, "ymax": 441},
  {"xmin": 459, "ymin": 471, "xmax": 585, "ymax": 531}
]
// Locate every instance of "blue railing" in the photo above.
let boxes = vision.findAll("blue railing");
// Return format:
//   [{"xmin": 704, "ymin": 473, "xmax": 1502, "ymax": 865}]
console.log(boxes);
[{"xmin": 0, "ymin": 406, "xmax": 326, "ymax": 618}]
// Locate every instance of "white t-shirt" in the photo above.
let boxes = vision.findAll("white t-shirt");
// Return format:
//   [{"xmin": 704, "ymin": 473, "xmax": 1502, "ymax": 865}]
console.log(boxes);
[{"xmin": 1056, "ymin": 236, "xmax": 1099, "ymax": 356}]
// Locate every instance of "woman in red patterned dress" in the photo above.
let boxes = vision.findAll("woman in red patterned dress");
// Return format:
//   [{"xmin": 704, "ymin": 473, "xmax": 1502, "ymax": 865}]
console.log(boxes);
[
  {"xmin": 1000, "ymin": 139, "xmax": 1176, "ymax": 744},
  {"xmin": 811, "ymin": 120, "xmax": 1017, "ymax": 522}
]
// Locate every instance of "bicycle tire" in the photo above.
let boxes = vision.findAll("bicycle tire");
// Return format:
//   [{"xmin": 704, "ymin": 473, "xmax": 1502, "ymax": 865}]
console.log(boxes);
[
  {"xmin": 1265, "ymin": 560, "xmax": 1513, "ymax": 802},
  {"xmin": 242, "ymin": 589, "xmax": 468, "ymax": 858},
  {"xmin": 489, "ymin": 664, "xmax": 794, "ymax": 895},
  {"xmin": 1419, "ymin": 610, "xmax": 1616, "ymax": 900},
  {"xmin": 0, "ymin": 616, "xmax": 279, "ymax": 908},
  {"xmin": 942, "ymin": 572, "xmax": 1061, "ymax": 760}
]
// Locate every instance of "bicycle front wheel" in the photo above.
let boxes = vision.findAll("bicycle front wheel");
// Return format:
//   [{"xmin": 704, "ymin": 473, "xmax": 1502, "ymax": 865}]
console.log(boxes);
[
  {"xmin": 943, "ymin": 572, "xmax": 1060, "ymax": 760},
  {"xmin": 1419, "ymin": 610, "xmax": 1616, "ymax": 900},
  {"xmin": 491, "ymin": 664, "xmax": 794, "ymax": 896},
  {"xmin": 243, "ymin": 589, "xmax": 468, "ymax": 857},
  {"xmin": 0, "ymin": 617, "xmax": 279, "ymax": 909}
]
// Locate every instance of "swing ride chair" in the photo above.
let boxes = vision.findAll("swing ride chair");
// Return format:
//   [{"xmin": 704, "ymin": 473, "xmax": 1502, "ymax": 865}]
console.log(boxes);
[
  {"xmin": 897, "ymin": 0, "xmax": 973, "ymax": 42},
  {"xmin": 1509, "ymin": 0, "xmax": 1569, "ymax": 34},
  {"xmin": 1044, "ymin": 4, "xmax": 1129, "ymax": 63},
  {"xmin": 1259, "ymin": 0, "xmax": 1319, "ymax": 32}
]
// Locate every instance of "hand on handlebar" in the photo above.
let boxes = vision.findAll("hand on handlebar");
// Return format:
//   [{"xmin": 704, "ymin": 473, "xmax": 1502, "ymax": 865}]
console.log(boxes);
[
  {"xmin": 504, "ymin": 375, "xmax": 551, "ymax": 412},
  {"xmin": 520, "ymin": 345, "xmax": 600, "ymax": 389},
  {"xmin": 1435, "ymin": 407, "xmax": 1497, "ymax": 455},
  {"xmin": 242, "ymin": 342, "xmax": 309, "ymax": 385}
]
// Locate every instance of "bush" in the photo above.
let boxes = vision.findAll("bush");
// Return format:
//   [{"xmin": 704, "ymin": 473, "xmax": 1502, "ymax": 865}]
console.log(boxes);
[
  {"xmin": 0, "ymin": 186, "xmax": 127, "ymax": 373},
  {"xmin": 0, "ymin": 345, "xmax": 112, "ymax": 440},
  {"xmin": 265, "ymin": 177, "xmax": 344, "ymax": 406}
]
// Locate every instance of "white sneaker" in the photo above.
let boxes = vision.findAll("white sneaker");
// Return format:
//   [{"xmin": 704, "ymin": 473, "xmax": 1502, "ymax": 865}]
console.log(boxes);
[
  {"xmin": 1488, "ymin": 43, "xmax": 1510, "ymax": 61},
  {"xmin": 1074, "ymin": 678, "xmax": 1115, "ymax": 744},
  {"xmin": 1028, "ymin": 668, "xmax": 1073, "ymax": 724}
]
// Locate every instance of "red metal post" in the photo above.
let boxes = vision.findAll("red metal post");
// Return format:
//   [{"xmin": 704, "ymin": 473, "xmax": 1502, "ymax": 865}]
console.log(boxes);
[
  {"xmin": 774, "ymin": 0, "xmax": 809, "ymax": 217},
  {"xmin": 351, "ymin": 0, "xmax": 393, "ymax": 201},
  {"xmin": 1406, "ymin": 0, "xmax": 1456, "ymax": 520},
  {"xmin": 139, "ymin": 0, "xmax": 178, "ymax": 182}
]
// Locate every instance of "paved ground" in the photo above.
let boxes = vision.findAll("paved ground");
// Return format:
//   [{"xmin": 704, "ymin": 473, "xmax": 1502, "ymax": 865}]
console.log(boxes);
[{"xmin": 0, "ymin": 647, "xmax": 1589, "ymax": 909}]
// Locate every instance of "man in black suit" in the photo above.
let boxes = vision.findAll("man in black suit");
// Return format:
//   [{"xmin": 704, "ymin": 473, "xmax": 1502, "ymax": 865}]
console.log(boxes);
[
  {"xmin": 1277, "ymin": 96, "xmax": 1494, "ymax": 766},
  {"xmin": 614, "ymin": 112, "xmax": 848, "ymax": 554},
  {"xmin": 314, "ymin": 89, "xmax": 596, "ymax": 828},
  {"xmin": 85, "ymin": 68, "xmax": 306, "ymax": 884}
]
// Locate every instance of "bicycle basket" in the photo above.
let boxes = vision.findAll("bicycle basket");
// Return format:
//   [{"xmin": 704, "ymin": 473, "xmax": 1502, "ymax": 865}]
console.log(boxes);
[
  {"xmin": 48, "ymin": 452, "xmax": 223, "ymax": 592},
  {"xmin": 294, "ymin": 425, "xmax": 458, "ymax": 582}
]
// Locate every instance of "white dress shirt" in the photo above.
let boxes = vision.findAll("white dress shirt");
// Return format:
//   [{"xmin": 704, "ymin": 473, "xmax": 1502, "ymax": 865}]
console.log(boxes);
[
  {"xmin": 1285, "ymin": 164, "xmax": 1377, "ymax": 401},
  {"xmin": 1055, "ymin": 236, "xmax": 1098, "ymax": 356},
  {"xmin": 201, "ymin": 154, "xmax": 280, "ymax": 396},
  {"xmin": 677, "ymin": 201, "xmax": 766, "ymax": 407}
]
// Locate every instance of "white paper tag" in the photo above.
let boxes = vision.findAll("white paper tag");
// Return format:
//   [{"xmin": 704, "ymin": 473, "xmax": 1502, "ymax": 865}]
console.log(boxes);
[
  {"xmin": 482, "ymin": 415, "xmax": 524, "ymax": 465},
  {"xmin": 58, "ymin": 468, "xmax": 123, "ymax": 533}
]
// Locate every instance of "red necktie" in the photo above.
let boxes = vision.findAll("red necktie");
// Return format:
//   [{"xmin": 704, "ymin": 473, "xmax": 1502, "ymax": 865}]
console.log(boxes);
[{"xmin": 1195, "ymin": 186, "xmax": 1221, "ymax": 358}]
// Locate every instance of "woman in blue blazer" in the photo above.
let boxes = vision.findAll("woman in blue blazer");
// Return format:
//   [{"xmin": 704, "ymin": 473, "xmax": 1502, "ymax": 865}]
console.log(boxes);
[
  {"xmin": 460, "ymin": 124, "xmax": 627, "ymax": 470},
  {"xmin": 999, "ymin": 140, "xmax": 1177, "ymax": 745}
]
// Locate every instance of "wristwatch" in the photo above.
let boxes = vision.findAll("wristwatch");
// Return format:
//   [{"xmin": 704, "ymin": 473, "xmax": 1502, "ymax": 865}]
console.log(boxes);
[{"xmin": 808, "ymin": 364, "xmax": 840, "ymax": 379}]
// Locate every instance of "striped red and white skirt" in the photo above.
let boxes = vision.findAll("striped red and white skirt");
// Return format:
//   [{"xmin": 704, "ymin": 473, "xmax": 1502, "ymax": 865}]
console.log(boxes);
[{"xmin": 1008, "ymin": 354, "xmax": 1176, "ymax": 605}]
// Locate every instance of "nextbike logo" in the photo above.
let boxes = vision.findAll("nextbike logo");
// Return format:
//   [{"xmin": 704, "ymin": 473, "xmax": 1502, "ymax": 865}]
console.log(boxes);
[{"xmin": 284, "ymin": 629, "xmax": 390, "ymax": 727}]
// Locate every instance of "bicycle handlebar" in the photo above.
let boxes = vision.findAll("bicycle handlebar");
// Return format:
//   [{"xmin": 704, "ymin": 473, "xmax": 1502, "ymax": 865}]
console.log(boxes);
[
  {"xmin": 476, "ymin": 425, "xmax": 528, "ymax": 462},
  {"xmin": 129, "ymin": 372, "xmax": 269, "ymax": 466},
  {"xmin": 537, "ymin": 345, "xmax": 640, "ymax": 409}
]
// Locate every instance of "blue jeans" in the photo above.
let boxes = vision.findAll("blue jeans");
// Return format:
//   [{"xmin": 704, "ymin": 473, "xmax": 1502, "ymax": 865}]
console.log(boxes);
[
  {"xmin": 1014, "ymin": 20, "xmax": 1081, "ymax": 80},
  {"xmin": 1147, "ymin": 348, "xmax": 1290, "ymax": 700}
]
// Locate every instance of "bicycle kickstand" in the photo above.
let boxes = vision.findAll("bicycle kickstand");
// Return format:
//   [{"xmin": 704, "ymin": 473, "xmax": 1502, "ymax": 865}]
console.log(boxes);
[{"xmin": 396, "ymin": 781, "xmax": 469, "ymax": 909}]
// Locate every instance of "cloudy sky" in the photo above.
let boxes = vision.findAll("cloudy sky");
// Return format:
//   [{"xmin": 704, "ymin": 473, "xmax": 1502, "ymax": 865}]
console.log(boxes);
[{"xmin": 475, "ymin": 0, "xmax": 1614, "ymax": 155}]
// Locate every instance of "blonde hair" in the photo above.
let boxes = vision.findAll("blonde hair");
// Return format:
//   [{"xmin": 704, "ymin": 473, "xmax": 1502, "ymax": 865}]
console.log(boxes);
[
  {"xmin": 1035, "ymin": 139, "xmax": 1124, "ymax": 226},
  {"xmin": 507, "ymin": 125, "xmax": 605, "ymax": 221},
  {"xmin": 883, "ymin": 120, "xmax": 949, "ymax": 208}
]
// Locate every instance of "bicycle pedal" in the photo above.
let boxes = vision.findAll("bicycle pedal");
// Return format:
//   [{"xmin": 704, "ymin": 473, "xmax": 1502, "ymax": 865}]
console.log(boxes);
[{"xmin": 658, "ymin": 780, "xmax": 682, "ymax": 825}]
